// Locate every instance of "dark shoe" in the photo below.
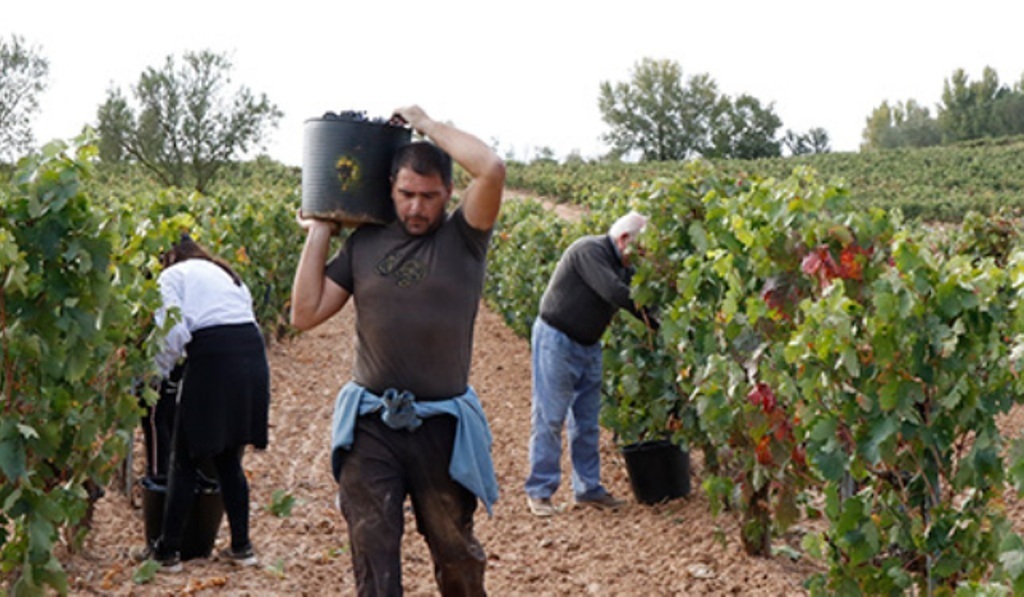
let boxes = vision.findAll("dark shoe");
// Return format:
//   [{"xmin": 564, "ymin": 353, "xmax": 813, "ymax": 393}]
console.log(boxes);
[
  {"xmin": 218, "ymin": 545, "xmax": 258, "ymax": 567},
  {"xmin": 575, "ymin": 491, "xmax": 626, "ymax": 511},
  {"xmin": 526, "ymin": 495, "xmax": 559, "ymax": 517},
  {"xmin": 130, "ymin": 544, "xmax": 182, "ymax": 573}
]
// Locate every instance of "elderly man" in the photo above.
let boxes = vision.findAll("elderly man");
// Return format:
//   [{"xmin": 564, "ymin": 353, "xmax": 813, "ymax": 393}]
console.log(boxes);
[{"xmin": 524, "ymin": 211, "xmax": 656, "ymax": 516}]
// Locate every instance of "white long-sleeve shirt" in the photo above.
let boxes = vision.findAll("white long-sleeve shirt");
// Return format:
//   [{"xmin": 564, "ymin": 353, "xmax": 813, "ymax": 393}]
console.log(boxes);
[{"xmin": 154, "ymin": 259, "xmax": 256, "ymax": 377}]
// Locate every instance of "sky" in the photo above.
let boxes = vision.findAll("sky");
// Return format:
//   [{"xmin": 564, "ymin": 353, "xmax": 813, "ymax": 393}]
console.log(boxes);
[{"xmin": 6, "ymin": 0, "xmax": 1024, "ymax": 167}]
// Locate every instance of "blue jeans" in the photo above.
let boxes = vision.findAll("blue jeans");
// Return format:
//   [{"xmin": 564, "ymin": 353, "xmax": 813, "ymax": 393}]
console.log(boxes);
[{"xmin": 524, "ymin": 317, "xmax": 608, "ymax": 500}]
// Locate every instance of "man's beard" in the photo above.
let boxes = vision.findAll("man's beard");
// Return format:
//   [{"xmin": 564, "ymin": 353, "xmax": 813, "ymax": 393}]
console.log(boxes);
[{"xmin": 401, "ymin": 214, "xmax": 440, "ymax": 235}]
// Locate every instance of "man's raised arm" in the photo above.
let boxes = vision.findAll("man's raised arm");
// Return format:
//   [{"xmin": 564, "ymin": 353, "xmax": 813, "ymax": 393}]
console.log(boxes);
[{"xmin": 393, "ymin": 105, "xmax": 506, "ymax": 231}]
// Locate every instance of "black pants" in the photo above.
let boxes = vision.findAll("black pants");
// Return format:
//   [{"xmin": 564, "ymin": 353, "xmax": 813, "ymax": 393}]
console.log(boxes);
[
  {"xmin": 159, "ymin": 431, "xmax": 251, "ymax": 554},
  {"xmin": 156, "ymin": 322, "xmax": 268, "ymax": 557},
  {"xmin": 337, "ymin": 414, "xmax": 486, "ymax": 596}
]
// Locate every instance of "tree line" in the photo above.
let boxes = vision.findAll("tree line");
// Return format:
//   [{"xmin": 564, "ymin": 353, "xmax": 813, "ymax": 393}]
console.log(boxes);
[
  {"xmin": 597, "ymin": 57, "xmax": 829, "ymax": 161},
  {"xmin": 2, "ymin": 34, "xmax": 1022, "ymax": 185},
  {"xmin": 862, "ymin": 66, "xmax": 1024, "ymax": 150},
  {"xmin": 0, "ymin": 37, "xmax": 280, "ymax": 193}
]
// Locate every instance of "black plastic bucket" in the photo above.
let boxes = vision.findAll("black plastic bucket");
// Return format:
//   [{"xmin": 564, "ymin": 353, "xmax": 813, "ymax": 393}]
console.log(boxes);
[
  {"xmin": 621, "ymin": 440, "xmax": 691, "ymax": 505},
  {"xmin": 302, "ymin": 111, "xmax": 411, "ymax": 226},
  {"xmin": 141, "ymin": 475, "xmax": 224, "ymax": 560}
]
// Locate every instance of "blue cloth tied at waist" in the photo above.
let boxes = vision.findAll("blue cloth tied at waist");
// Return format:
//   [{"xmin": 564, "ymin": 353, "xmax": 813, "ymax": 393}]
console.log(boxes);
[{"xmin": 330, "ymin": 381, "xmax": 500, "ymax": 515}]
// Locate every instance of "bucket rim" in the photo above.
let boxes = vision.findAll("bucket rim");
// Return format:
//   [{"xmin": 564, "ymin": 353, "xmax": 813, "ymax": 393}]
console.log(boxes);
[
  {"xmin": 619, "ymin": 438, "xmax": 686, "ymax": 453},
  {"xmin": 304, "ymin": 115, "xmax": 409, "ymax": 131}
]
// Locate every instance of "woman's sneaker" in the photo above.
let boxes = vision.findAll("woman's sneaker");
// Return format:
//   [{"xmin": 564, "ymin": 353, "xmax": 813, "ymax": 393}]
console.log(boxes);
[
  {"xmin": 130, "ymin": 544, "xmax": 182, "ymax": 573},
  {"xmin": 218, "ymin": 545, "xmax": 258, "ymax": 567}
]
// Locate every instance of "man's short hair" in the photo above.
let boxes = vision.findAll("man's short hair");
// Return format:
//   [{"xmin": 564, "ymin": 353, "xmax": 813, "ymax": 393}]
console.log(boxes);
[
  {"xmin": 391, "ymin": 141, "xmax": 453, "ymax": 188},
  {"xmin": 608, "ymin": 211, "xmax": 648, "ymax": 242}
]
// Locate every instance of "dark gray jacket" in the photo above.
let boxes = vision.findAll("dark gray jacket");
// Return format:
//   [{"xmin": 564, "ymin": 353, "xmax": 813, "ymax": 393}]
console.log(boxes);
[{"xmin": 538, "ymin": 234, "xmax": 644, "ymax": 345}]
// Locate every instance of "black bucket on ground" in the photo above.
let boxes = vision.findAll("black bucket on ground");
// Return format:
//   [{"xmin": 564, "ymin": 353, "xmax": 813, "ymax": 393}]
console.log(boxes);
[
  {"xmin": 621, "ymin": 439, "xmax": 691, "ymax": 505},
  {"xmin": 302, "ymin": 111, "xmax": 411, "ymax": 227},
  {"xmin": 141, "ymin": 474, "xmax": 224, "ymax": 560}
]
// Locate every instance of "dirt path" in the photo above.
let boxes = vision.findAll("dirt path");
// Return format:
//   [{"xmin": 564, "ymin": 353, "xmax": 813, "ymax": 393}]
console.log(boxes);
[
  {"xmin": 505, "ymin": 189, "xmax": 586, "ymax": 221},
  {"xmin": 62, "ymin": 298, "xmax": 826, "ymax": 595}
]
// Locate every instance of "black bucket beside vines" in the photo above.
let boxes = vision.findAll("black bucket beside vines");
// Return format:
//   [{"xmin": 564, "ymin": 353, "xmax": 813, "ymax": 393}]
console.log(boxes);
[
  {"xmin": 138, "ymin": 372, "xmax": 225, "ymax": 561},
  {"xmin": 140, "ymin": 474, "xmax": 224, "ymax": 560},
  {"xmin": 620, "ymin": 439, "xmax": 691, "ymax": 505},
  {"xmin": 302, "ymin": 110, "xmax": 412, "ymax": 226}
]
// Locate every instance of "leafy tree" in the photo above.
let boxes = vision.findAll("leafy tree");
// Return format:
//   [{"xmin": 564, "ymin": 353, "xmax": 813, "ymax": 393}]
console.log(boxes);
[
  {"xmin": 861, "ymin": 101, "xmax": 899, "ymax": 150},
  {"xmin": 95, "ymin": 88, "xmax": 131, "ymax": 163},
  {"xmin": 783, "ymin": 127, "xmax": 831, "ymax": 155},
  {"xmin": 598, "ymin": 59, "xmax": 734, "ymax": 161},
  {"xmin": 938, "ymin": 66, "xmax": 1007, "ymax": 143},
  {"xmin": 806, "ymin": 128, "xmax": 831, "ymax": 153},
  {"xmin": 682, "ymin": 73, "xmax": 725, "ymax": 157},
  {"xmin": 599, "ymin": 58, "xmax": 785, "ymax": 162},
  {"xmin": 991, "ymin": 75, "xmax": 1024, "ymax": 137},
  {"xmin": 783, "ymin": 130, "xmax": 810, "ymax": 155},
  {"xmin": 95, "ymin": 50, "xmax": 282, "ymax": 192},
  {"xmin": 861, "ymin": 100, "xmax": 940, "ymax": 150},
  {"xmin": 598, "ymin": 58, "xmax": 695, "ymax": 161},
  {"xmin": 894, "ymin": 100, "xmax": 942, "ymax": 148},
  {"xmin": 0, "ymin": 35, "xmax": 49, "ymax": 163},
  {"xmin": 707, "ymin": 94, "xmax": 782, "ymax": 159}
]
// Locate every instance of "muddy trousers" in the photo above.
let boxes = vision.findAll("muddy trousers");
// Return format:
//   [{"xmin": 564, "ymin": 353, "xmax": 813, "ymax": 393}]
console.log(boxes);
[{"xmin": 337, "ymin": 414, "xmax": 486, "ymax": 597}]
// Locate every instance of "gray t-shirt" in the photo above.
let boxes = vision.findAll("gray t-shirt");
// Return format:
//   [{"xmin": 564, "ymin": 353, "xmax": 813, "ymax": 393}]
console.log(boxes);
[
  {"xmin": 325, "ymin": 207, "xmax": 491, "ymax": 399},
  {"xmin": 538, "ymin": 234, "xmax": 642, "ymax": 345}
]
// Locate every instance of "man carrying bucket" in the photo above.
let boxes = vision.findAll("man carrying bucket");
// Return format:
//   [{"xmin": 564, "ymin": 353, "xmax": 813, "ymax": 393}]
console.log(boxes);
[{"xmin": 291, "ymin": 105, "xmax": 505, "ymax": 596}]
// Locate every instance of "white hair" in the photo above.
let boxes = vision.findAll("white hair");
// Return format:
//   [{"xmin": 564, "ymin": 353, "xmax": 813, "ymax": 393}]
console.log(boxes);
[{"xmin": 608, "ymin": 210, "xmax": 648, "ymax": 242}]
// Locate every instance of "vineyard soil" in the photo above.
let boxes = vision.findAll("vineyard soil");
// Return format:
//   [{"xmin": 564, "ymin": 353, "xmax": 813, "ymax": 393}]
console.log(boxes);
[{"xmin": 61, "ymin": 301, "xmax": 1024, "ymax": 595}]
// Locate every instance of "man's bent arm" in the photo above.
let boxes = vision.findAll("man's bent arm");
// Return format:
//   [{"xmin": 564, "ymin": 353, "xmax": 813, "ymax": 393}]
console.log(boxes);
[{"xmin": 290, "ymin": 218, "xmax": 350, "ymax": 331}]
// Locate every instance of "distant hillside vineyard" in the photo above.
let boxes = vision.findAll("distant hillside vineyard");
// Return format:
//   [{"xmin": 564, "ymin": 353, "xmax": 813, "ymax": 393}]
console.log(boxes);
[{"xmin": 506, "ymin": 135, "xmax": 1024, "ymax": 223}]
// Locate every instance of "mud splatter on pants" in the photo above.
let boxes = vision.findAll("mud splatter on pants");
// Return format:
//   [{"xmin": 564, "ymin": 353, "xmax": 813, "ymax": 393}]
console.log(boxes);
[{"xmin": 336, "ymin": 413, "xmax": 487, "ymax": 596}]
